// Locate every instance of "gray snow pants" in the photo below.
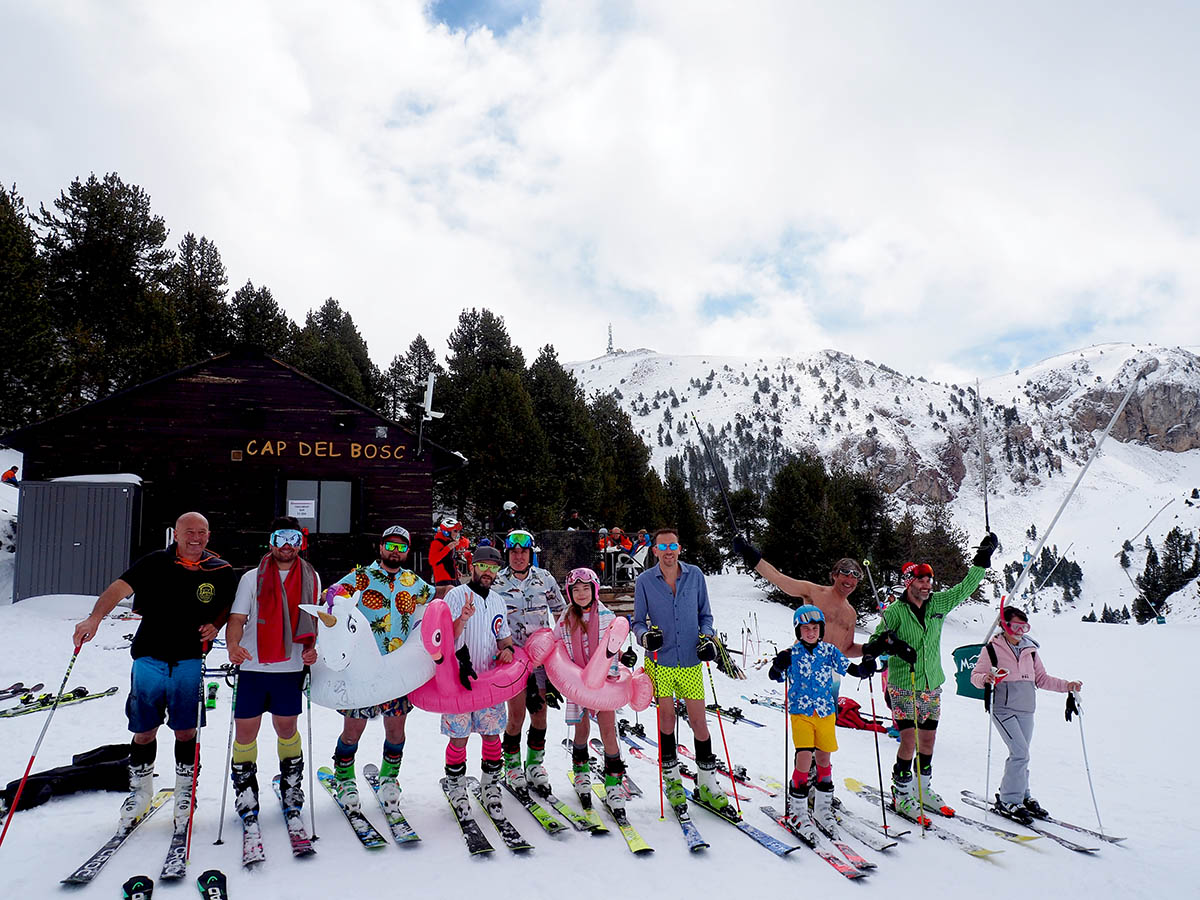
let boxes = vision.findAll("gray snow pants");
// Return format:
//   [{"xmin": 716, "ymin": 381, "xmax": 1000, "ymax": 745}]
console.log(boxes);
[{"xmin": 992, "ymin": 710, "xmax": 1035, "ymax": 805}]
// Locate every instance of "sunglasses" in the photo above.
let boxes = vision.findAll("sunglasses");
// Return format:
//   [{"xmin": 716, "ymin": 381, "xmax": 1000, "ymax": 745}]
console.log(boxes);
[
  {"xmin": 655, "ymin": 542, "xmax": 681, "ymax": 551},
  {"xmin": 506, "ymin": 532, "xmax": 534, "ymax": 549},
  {"xmin": 270, "ymin": 529, "xmax": 303, "ymax": 548},
  {"xmin": 835, "ymin": 568, "xmax": 862, "ymax": 578},
  {"xmin": 382, "ymin": 540, "xmax": 409, "ymax": 553},
  {"xmin": 475, "ymin": 562, "xmax": 502, "ymax": 574}
]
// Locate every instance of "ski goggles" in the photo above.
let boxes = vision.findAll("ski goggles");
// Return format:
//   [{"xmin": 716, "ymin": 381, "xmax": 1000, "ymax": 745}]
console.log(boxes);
[
  {"xmin": 794, "ymin": 608, "xmax": 824, "ymax": 625},
  {"xmin": 834, "ymin": 567, "xmax": 862, "ymax": 578},
  {"xmin": 505, "ymin": 531, "xmax": 535, "ymax": 549},
  {"xmin": 382, "ymin": 540, "xmax": 409, "ymax": 553},
  {"xmin": 1003, "ymin": 619, "xmax": 1031, "ymax": 636},
  {"xmin": 474, "ymin": 562, "xmax": 502, "ymax": 574},
  {"xmin": 270, "ymin": 529, "xmax": 304, "ymax": 548},
  {"xmin": 655, "ymin": 542, "xmax": 681, "ymax": 551}
]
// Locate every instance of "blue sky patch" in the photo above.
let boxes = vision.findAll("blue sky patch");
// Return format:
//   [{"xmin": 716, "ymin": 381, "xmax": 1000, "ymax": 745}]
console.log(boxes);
[{"xmin": 427, "ymin": 0, "xmax": 539, "ymax": 36}]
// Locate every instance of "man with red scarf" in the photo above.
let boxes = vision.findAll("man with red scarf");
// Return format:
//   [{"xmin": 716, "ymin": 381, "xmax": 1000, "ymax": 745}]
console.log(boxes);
[
  {"xmin": 72, "ymin": 511, "xmax": 236, "ymax": 834},
  {"xmin": 225, "ymin": 516, "xmax": 319, "ymax": 838}
]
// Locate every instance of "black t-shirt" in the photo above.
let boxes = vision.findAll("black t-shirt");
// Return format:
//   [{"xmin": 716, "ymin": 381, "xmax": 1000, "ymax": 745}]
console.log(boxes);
[{"xmin": 121, "ymin": 546, "xmax": 236, "ymax": 663}]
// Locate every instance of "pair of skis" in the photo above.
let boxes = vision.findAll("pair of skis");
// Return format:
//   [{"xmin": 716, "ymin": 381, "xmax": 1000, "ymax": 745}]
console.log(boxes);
[
  {"xmin": 958, "ymin": 791, "xmax": 1115, "ymax": 853},
  {"xmin": 316, "ymin": 766, "xmax": 419, "ymax": 850},
  {"xmin": 844, "ymin": 778, "xmax": 1006, "ymax": 858},
  {"xmin": 760, "ymin": 805, "xmax": 873, "ymax": 880},
  {"xmin": 439, "ymin": 776, "xmax": 533, "ymax": 854},
  {"xmin": 0, "ymin": 681, "xmax": 44, "ymax": 702},
  {"xmin": 0, "ymin": 685, "xmax": 118, "ymax": 717}
]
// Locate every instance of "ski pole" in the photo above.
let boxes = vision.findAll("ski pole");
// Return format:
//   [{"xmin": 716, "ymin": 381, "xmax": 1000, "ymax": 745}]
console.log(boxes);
[
  {"xmin": 911, "ymin": 667, "xmax": 925, "ymax": 837},
  {"xmin": 184, "ymin": 645, "xmax": 209, "ymax": 864},
  {"xmin": 866, "ymin": 674, "xmax": 891, "ymax": 835},
  {"xmin": 654, "ymin": 651, "xmax": 664, "ymax": 820},
  {"xmin": 690, "ymin": 413, "xmax": 739, "ymax": 533},
  {"xmin": 983, "ymin": 672, "xmax": 994, "ymax": 816},
  {"xmin": 305, "ymin": 665, "xmax": 317, "ymax": 841},
  {"xmin": 1070, "ymin": 690, "xmax": 1106, "ymax": 835},
  {"xmin": 213, "ymin": 666, "xmax": 240, "ymax": 845},
  {"xmin": 705, "ymin": 662, "xmax": 741, "ymax": 816},
  {"xmin": 979, "ymin": 359, "xmax": 1156, "ymax": 647},
  {"xmin": 974, "ymin": 379, "xmax": 996, "ymax": 548},
  {"xmin": 784, "ymin": 672, "xmax": 791, "ymax": 804},
  {"xmin": 0, "ymin": 644, "xmax": 82, "ymax": 849}
]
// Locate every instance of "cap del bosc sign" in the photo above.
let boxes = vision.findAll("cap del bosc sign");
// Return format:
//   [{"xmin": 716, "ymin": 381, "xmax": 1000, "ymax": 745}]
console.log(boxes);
[{"xmin": 235, "ymin": 438, "xmax": 409, "ymax": 461}]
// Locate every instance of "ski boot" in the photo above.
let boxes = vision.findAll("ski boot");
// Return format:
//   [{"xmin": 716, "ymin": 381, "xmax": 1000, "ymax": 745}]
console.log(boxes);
[
  {"xmin": 524, "ymin": 747, "xmax": 551, "ymax": 794},
  {"xmin": 279, "ymin": 757, "xmax": 304, "ymax": 814},
  {"xmin": 332, "ymin": 757, "xmax": 360, "ymax": 812},
  {"xmin": 444, "ymin": 770, "xmax": 471, "ymax": 819},
  {"xmin": 662, "ymin": 760, "xmax": 688, "ymax": 811},
  {"xmin": 1023, "ymin": 796, "xmax": 1049, "ymax": 820},
  {"xmin": 205, "ymin": 682, "xmax": 218, "ymax": 709},
  {"xmin": 918, "ymin": 769, "xmax": 952, "ymax": 814},
  {"xmin": 503, "ymin": 750, "xmax": 527, "ymax": 792},
  {"xmin": 118, "ymin": 761, "xmax": 156, "ymax": 832},
  {"xmin": 173, "ymin": 762, "xmax": 196, "ymax": 832},
  {"xmin": 812, "ymin": 781, "xmax": 837, "ymax": 832},
  {"xmin": 376, "ymin": 756, "xmax": 401, "ymax": 815},
  {"xmin": 480, "ymin": 761, "xmax": 505, "ymax": 820},
  {"xmin": 230, "ymin": 761, "xmax": 260, "ymax": 819},
  {"xmin": 891, "ymin": 768, "xmax": 930, "ymax": 825},
  {"xmin": 603, "ymin": 758, "xmax": 627, "ymax": 812},
  {"xmin": 786, "ymin": 783, "xmax": 810, "ymax": 826},
  {"xmin": 572, "ymin": 762, "xmax": 591, "ymax": 802},
  {"xmin": 695, "ymin": 758, "xmax": 733, "ymax": 816},
  {"xmin": 993, "ymin": 794, "xmax": 1034, "ymax": 826}
]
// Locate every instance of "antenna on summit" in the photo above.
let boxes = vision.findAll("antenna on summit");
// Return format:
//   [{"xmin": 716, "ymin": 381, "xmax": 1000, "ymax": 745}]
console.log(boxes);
[{"xmin": 607, "ymin": 324, "xmax": 614, "ymax": 355}]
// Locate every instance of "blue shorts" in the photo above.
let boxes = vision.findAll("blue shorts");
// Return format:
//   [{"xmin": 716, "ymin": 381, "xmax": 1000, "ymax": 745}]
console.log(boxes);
[
  {"xmin": 234, "ymin": 669, "xmax": 305, "ymax": 719},
  {"xmin": 126, "ymin": 657, "xmax": 206, "ymax": 733}
]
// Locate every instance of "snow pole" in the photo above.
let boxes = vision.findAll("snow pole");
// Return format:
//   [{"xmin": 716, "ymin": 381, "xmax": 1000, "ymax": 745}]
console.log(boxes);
[
  {"xmin": 705, "ymin": 662, "xmax": 741, "ymax": 816},
  {"xmin": 983, "ymin": 673, "xmax": 995, "ymax": 816},
  {"xmin": 0, "ymin": 644, "xmax": 82, "ymax": 850},
  {"xmin": 654, "ymin": 651, "xmax": 664, "ymax": 820},
  {"xmin": 213, "ymin": 666, "xmax": 240, "ymax": 845},
  {"xmin": 690, "ymin": 413, "xmax": 739, "ymax": 533},
  {"xmin": 784, "ymin": 672, "xmax": 792, "ymax": 803},
  {"xmin": 978, "ymin": 358, "xmax": 1157, "ymax": 647},
  {"xmin": 305, "ymin": 666, "xmax": 317, "ymax": 841},
  {"xmin": 866, "ymin": 676, "xmax": 891, "ymax": 835},
  {"xmin": 974, "ymin": 379, "xmax": 993, "ymax": 536},
  {"xmin": 184, "ymin": 645, "xmax": 210, "ymax": 864},
  {"xmin": 910, "ymin": 666, "xmax": 926, "ymax": 837},
  {"xmin": 1068, "ymin": 690, "xmax": 1106, "ymax": 835}
]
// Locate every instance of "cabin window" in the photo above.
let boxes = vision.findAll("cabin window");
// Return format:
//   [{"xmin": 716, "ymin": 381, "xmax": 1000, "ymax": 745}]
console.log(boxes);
[{"xmin": 285, "ymin": 479, "xmax": 352, "ymax": 533}]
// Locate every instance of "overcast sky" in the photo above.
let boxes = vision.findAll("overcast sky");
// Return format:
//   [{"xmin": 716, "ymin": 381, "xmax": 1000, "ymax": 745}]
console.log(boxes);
[{"xmin": 4, "ymin": 1, "xmax": 1198, "ymax": 383}]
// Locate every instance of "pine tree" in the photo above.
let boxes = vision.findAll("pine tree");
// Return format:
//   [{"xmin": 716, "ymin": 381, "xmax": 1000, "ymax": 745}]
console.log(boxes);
[
  {"xmin": 169, "ymin": 233, "xmax": 230, "ymax": 361},
  {"xmin": 287, "ymin": 298, "xmax": 382, "ymax": 408},
  {"xmin": 1135, "ymin": 543, "xmax": 1166, "ymax": 623},
  {"xmin": 382, "ymin": 334, "xmax": 443, "ymax": 423},
  {"xmin": 229, "ymin": 280, "xmax": 295, "ymax": 355},
  {"xmin": 662, "ymin": 470, "xmax": 722, "ymax": 573}
]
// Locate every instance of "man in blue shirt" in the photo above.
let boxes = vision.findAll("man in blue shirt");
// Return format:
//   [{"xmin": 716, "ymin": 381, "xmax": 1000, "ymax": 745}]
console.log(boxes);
[{"xmin": 632, "ymin": 527, "xmax": 730, "ymax": 816}]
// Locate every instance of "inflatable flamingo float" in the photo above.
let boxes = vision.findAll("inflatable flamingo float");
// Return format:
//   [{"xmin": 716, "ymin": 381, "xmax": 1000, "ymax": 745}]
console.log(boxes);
[
  {"xmin": 525, "ymin": 613, "xmax": 654, "ymax": 712},
  {"xmin": 408, "ymin": 599, "xmax": 532, "ymax": 713}
]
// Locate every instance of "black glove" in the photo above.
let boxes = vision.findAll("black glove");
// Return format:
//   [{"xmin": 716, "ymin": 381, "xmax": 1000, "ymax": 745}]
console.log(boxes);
[
  {"xmin": 847, "ymin": 655, "xmax": 877, "ymax": 679},
  {"xmin": 863, "ymin": 630, "xmax": 917, "ymax": 665},
  {"xmin": 1065, "ymin": 691, "xmax": 1080, "ymax": 722},
  {"xmin": 544, "ymin": 680, "xmax": 563, "ymax": 710},
  {"xmin": 641, "ymin": 627, "xmax": 664, "ymax": 652},
  {"xmin": 768, "ymin": 648, "xmax": 792, "ymax": 682},
  {"xmin": 619, "ymin": 647, "xmax": 638, "ymax": 669},
  {"xmin": 524, "ymin": 673, "xmax": 544, "ymax": 713},
  {"xmin": 456, "ymin": 645, "xmax": 477, "ymax": 690},
  {"xmin": 732, "ymin": 534, "xmax": 762, "ymax": 569},
  {"xmin": 973, "ymin": 531, "xmax": 999, "ymax": 568},
  {"xmin": 696, "ymin": 635, "xmax": 717, "ymax": 662}
]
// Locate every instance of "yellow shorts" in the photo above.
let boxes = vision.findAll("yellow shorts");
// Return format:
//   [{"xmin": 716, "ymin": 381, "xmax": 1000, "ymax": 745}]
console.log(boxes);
[
  {"xmin": 790, "ymin": 713, "xmax": 838, "ymax": 753},
  {"xmin": 643, "ymin": 658, "xmax": 705, "ymax": 701}
]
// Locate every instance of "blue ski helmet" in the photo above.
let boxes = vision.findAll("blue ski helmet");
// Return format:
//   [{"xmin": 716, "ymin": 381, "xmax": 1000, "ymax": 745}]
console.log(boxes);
[{"xmin": 793, "ymin": 605, "xmax": 825, "ymax": 642}]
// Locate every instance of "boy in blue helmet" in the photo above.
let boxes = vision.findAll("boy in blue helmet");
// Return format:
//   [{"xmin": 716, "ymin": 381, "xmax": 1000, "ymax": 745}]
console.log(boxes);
[{"xmin": 769, "ymin": 605, "xmax": 873, "ymax": 832}]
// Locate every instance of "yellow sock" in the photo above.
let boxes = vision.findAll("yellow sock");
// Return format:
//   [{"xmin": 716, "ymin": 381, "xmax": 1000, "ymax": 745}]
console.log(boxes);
[
  {"xmin": 232, "ymin": 740, "xmax": 257, "ymax": 765},
  {"xmin": 278, "ymin": 732, "xmax": 302, "ymax": 762}
]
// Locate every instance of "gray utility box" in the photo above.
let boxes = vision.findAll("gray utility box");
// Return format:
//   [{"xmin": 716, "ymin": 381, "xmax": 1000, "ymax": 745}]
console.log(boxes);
[{"xmin": 14, "ymin": 480, "xmax": 142, "ymax": 602}]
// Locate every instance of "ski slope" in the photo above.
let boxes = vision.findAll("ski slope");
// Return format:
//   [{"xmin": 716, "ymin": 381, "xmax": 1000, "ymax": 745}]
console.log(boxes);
[{"xmin": 0, "ymin": 577, "xmax": 1191, "ymax": 898}]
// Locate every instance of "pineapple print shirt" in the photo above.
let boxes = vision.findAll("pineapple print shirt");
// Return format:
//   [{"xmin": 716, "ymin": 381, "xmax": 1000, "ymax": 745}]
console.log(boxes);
[{"xmin": 334, "ymin": 562, "xmax": 434, "ymax": 655}]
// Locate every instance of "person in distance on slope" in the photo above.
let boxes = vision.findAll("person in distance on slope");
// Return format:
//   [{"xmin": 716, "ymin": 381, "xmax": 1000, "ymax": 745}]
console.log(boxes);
[
  {"xmin": 429, "ymin": 517, "xmax": 469, "ymax": 598},
  {"xmin": 769, "ymin": 605, "xmax": 871, "ymax": 831},
  {"xmin": 224, "ymin": 517, "xmax": 318, "ymax": 825},
  {"xmin": 558, "ymin": 568, "xmax": 629, "ymax": 812},
  {"xmin": 969, "ymin": 606, "xmax": 1081, "ymax": 824},
  {"xmin": 632, "ymin": 527, "xmax": 731, "ymax": 815},
  {"xmin": 492, "ymin": 529, "xmax": 566, "ymax": 794},
  {"xmin": 442, "ymin": 546, "xmax": 517, "ymax": 820},
  {"xmin": 868, "ymin": 532, "xmax": 998, "ymax": 817}
]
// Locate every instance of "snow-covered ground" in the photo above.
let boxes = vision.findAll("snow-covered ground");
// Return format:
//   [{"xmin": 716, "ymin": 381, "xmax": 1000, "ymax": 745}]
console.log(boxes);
[{"xmin": 1, "ymin": 576, "xmax": 1192, "ymax": 898}]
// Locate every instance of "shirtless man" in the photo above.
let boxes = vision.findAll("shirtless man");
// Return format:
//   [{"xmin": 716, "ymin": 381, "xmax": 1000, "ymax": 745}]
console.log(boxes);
[{"xmin": 733, "ymin": 537, "xmax": 865, "ymax": 657}]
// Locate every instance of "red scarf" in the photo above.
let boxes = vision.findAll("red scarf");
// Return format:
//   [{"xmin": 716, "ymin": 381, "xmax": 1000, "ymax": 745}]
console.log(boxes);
[{"xmin": 255, "ymin": 554, "xmax": 318, "ymax": 664}]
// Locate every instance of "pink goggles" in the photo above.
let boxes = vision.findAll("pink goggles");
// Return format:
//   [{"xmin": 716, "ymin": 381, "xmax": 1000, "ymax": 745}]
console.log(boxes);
[{"xmin": 1002, "ymin": 619, "xmax": 1031, "ymax": 636}]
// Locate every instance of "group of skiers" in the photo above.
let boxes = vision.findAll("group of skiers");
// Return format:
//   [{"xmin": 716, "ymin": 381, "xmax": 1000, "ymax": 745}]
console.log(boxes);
[{"xmin": 68, "ymin": 509, "xmax": 1081, "ymax": 851}]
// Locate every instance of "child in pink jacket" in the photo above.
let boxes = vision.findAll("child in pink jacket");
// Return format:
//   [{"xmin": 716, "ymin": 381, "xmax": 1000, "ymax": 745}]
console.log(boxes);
[{"xmin": 970, "ymin": 606, "xmax": 1082, "ymax": 825}]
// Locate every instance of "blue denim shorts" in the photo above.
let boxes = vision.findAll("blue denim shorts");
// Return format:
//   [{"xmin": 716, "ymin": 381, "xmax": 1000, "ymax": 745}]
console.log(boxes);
[{"xmin": 126, "ymin": 657, "xmax": 206, "ymax": 733}]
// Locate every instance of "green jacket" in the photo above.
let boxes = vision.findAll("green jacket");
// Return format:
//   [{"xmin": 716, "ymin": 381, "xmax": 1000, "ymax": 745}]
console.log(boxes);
[{"xmin": 874, "ymin": 565, "xmax": 987, "ymax": 691}]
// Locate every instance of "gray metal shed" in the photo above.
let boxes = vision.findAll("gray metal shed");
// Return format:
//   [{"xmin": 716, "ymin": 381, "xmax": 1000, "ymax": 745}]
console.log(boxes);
[{"xmin": 14, "ymin": 478, "xmax": 142, "ymax": 602}]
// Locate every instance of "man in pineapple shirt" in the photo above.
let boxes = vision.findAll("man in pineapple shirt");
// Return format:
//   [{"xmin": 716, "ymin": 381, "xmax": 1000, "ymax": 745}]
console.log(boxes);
[{"xmin": 325, "ymin": 525, "xmax": 433, "ymax": 815}]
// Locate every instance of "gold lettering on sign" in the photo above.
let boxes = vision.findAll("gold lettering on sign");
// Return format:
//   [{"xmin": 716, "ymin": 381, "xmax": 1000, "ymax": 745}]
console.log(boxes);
[
  {"xmin": 299, "ymin": 442, "xmax": 312, "ymax": 456},
  {"xmin": 245, "ymin": 439, "xmax": 259, "ymax": 456},
  {"xmin": 350, "ymin": 443, "xmax": 362, "ymax": 459},
  {"xmin": 236, "ymin": 440, "xmax": 409, "ymax": 460},
  {"xmin": 260, "ymin": 441, "xmax": 275, "ymax": 456}
]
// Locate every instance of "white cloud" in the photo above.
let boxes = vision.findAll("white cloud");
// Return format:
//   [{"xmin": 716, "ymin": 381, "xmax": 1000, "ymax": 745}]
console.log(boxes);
[{"xmin": 3, "ymin": 0, "xmax": 1198, "ymax": 381}]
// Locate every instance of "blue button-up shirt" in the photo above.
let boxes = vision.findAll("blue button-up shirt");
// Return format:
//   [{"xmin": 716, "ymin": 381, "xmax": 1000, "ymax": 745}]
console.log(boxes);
[{"xmin": 632, "ymin": 561, "xmax": 714, "ymax": 668}]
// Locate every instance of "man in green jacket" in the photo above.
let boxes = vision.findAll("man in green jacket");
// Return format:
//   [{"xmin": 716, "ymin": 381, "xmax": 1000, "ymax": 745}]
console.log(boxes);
[{"xmin": 862, "ymin": 532, "xmax": 998, "ymax": 816}]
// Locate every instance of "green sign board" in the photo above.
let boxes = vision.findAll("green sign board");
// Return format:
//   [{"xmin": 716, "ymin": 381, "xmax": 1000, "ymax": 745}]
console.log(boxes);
[{"xmin": 953, "ymin": 643, "xmax": 985, "ymax": 700}]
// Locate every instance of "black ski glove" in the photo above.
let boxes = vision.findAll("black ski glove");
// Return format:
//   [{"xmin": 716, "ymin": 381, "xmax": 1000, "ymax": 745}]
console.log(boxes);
[
  {"xmin": 973, "ymin": 532, "xmax": 999, "ymax": 568},
  {"xmin": 524, "ymin": 673, "xmax": 544, "ymax": 713},
  {"xmin": 1065, "ymin": 691, "xmax": 1080, "ymax": 722},
  {"xmin": 456, "ymin": 645, "xmax": 477, "ymax": 690},
  {"xmin": 641, "ymin": 627, "xmax": 664, "ymax": 652},
  {"xmin": 847, "ymin": 655, "xmax": 877, "ymax": 679},
  {"xmin": 768, "ymin": 648, "xmax": 792, "ymax": 682},
  {"xmin": 619, "ymin": 647, "xmax": 638, "ymax": 669},
  {"xmin": 544, "ymin": 680, "xmax": 563, "ymax": 710},
  {"xmin": 696, "ymin": 635, "xmax": 718, "ymax": 662},
  {"xmin": 864, "ymin": 630, "xmax": 917, "ymax": 664},
  {"xmin": 732, "ymin": 534, "xmax": 762, "ymax": 569}
]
